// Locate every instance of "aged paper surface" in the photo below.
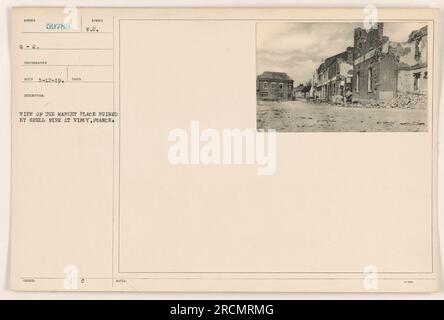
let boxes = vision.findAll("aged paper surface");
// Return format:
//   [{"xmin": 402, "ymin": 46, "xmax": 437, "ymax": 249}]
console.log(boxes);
[{"xmin": 10, "ymin": 7, "xmax": 439, "ymax": 292}]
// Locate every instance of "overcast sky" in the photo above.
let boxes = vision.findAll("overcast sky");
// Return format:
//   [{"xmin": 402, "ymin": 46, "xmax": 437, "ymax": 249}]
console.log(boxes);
[{"xmin": 257, "ymin": 22, "xmax": 428, "ymax": 86}]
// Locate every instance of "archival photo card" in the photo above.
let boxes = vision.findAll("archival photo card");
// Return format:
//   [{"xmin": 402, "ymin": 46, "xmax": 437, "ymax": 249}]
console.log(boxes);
[
  {"xmin": 256, "ymin": 22, "xmax": 429, "ymax": 132},
  {"xmin": 10, "ymin": 7, "xmax": 439, "ymax": 293}
]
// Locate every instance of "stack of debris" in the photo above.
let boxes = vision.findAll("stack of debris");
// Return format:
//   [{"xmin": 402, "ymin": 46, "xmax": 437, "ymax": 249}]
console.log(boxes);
[
  {"xmin": 330, "ymin": 95, "xmax": 344, "ymax": 105},
  {"xmin": 382, "ymin": 93, "xmax": 427, "ymax": 109},
  {"xmin": 347, "ymin": 101, "xmax": 386, "ymax": 108},
  {"xmin": 348, "ymin": 93, "xmax": 427, "ymax": 109}
]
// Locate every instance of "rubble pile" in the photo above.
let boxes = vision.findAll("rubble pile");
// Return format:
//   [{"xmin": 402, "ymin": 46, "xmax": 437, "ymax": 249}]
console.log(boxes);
[
  {"xmin": 382, "ymin": 93, "xmax": 427, "ymax": 109},
  {"xmin": 347, "ymin": 93, "xmax": 427, "ymax": 109},
  {"xmin": 358, "ymin": 102, "xmax": 386, "ymax": 109},
  {"xmin": 330, "ymin": 95, "xmax": 344, "ymax": 105},
  {"xmin": 342, "ymin": 100, "xmax": 386, "ymax": 108}
]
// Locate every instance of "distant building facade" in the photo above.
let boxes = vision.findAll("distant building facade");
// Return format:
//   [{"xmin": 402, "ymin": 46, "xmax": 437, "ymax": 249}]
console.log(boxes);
[
  {"xmin": 309, "ymin": 70, "xmax": 318, "ymax": 99},
  {"xmin": 293, "ymin": 84, "xmax": 305, "ymax": 98},
  {"xmin": 257, "ymin": 71, "xmax": 294, "ymax": 101},
  {"xmin": 314, "ymin": 47, "xmax": 354, "ymax": 101}
]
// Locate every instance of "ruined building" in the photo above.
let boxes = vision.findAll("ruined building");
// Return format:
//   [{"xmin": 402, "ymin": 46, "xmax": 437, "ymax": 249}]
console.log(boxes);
[
  {"xmin": 352, "ymin": 23, "xmax": 398, "ymax": 102},
  {"xmin": 352, "ymin": 23, "xmax": 428, "ymax": 102},
  {"xmin": 314, "ymin": 47, "xmax": 354, "ymax": 102},
  {"xmin": 256, "ymin": 71, "xmax": 294, "ymax": 101},
  {"xmin": 392, "ymin": 26, "xmax": 428, "ymax": 94},
  {"xmin": 258, "ymin": 24, "xmax": 428, "ymax": 105}
]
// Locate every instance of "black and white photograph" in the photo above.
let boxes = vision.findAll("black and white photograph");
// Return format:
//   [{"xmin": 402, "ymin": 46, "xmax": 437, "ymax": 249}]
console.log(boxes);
[{"xmin": 256, "ymin": 22, "xmax": 429, "ymax": 132}]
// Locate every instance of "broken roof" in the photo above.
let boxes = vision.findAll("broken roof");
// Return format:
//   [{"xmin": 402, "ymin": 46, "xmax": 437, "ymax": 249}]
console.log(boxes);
[
  {"xmin": 408, "ymin": 26, "xmax": 427, "ymax": 42},
  {"xmin": 317, "ymin": 47, "xmax": 353, "ymax": 73}
]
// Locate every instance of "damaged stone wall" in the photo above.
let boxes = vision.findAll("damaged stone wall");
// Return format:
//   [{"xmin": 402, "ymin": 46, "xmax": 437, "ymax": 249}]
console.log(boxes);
[
  {"xmin": 352, "ymin": 23, "xmax": 399, "ymax": 102},
  {"xmin": 398, "ymin": 67, "xmax": 428, "ymax": 94},
  {"xmin": 390, "ymin": 26, "xmax": 428, "ymax": 94},
  {"xmin": 399, "ymin": 27, "xmax": 427, "ymax": 67}
]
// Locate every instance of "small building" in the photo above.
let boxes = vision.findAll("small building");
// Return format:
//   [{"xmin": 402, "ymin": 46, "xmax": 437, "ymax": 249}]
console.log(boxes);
[
  {"xmin": 293, "ymin": 84, "xmax": 305, "ymax": 98},
  {"xmin": 257, "ymin": 71, "xmax": 294, "ymax": 101}
]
